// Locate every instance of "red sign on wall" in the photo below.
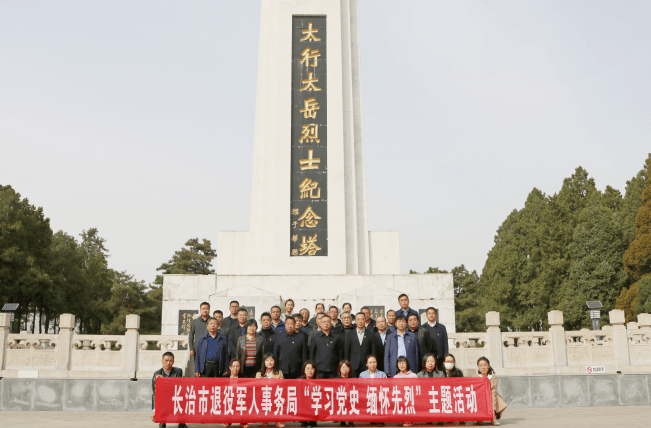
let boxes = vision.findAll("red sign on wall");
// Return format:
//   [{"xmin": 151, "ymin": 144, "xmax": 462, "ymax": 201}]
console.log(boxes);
[{"xmin": 155, "ymin": 378, "xmax": 493, "ymax": 424}]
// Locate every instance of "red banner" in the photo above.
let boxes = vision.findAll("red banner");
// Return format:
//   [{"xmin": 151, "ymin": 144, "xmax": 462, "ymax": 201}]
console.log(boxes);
[{"xmin": 155, "ymin": 377, "xmax": 493, "ymax": 424}]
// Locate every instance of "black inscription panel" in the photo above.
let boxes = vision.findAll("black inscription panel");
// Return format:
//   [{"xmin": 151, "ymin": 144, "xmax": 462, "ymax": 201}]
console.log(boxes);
[
  {"xmin": 290, "ymin": 16, "xmax": 328, "ymax": 256},
  {"xmin": 178, "ymin": 310, "xmax": 198, "ymax": 350},
  {"xmin": 367, "ymin": 306, "xmax": 386, "ymax": 320}
]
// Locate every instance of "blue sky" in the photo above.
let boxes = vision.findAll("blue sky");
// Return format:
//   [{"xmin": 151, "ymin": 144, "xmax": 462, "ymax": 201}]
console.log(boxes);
[{"xmin": 1, "ymin": 1, "xmax": 649, "ymax": 284}]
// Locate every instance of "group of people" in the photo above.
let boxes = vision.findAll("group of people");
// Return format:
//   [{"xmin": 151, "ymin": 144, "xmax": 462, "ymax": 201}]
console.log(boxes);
[{"xmin": 152, "ymin": 294, "xmax": 506, "ymax": 427}]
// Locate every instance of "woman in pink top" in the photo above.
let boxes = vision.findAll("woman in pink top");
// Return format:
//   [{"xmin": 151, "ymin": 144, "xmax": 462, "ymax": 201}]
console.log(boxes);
[
  {"xmin": 393, "ymin": 356, "xmax": 418, "ymax": 379},
  {"xmin": 393, "ymin": 356, "xmax": 418, "ymax": 427}
]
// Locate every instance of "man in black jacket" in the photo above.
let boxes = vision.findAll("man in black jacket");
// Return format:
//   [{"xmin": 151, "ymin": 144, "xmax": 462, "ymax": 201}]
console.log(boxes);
[
  {"xmin": 373, "ymin": 316, "xmax": 389, "ymax": 373},
  {"xmin": 360, "ymin": 306, "xmax": 376, "ymax": 331},
  {"xmin": 151, "ymin": 352, "xmax": 187, "ymax": 428},
  {"xmin": 344, "ymin": 312, "xmax": 376, "ymax": 377},
  {"xmin": 421, "ymin": 307, "xmax": 448, "ymax": 371},
  {"xmin": 307, "ymin": 303, "xmax": 325, "ymax": 329},
  {"xmin": 408, "ymin": 313, "xmax": 433, "ymax": 372},
  {"xmin": 274, "ymin": 317, "xmax": 308, "ymax": 379},
  {"xmin": 221, "ymin": 300, "xmax": 240, "ymax": 332},
  {"xmin": 309, "ymin": 313, "xmax": 343, "ymax": 378},
  {"xmin": 257, "ymin": 312, "xmax": 277, "ymax": 354},
  {"xmin": 226, "ymin": 308, "xmax": 249, "ymax": 358}
]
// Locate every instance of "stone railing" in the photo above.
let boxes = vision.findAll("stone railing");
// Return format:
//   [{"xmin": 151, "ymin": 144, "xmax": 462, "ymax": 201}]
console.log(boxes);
[
  {"xmin": 0, "ymin": 313, "xmax": 190, "ymax": 379},
  {"xmin": 448, "ymin": 310, "xmax": 651, "ymax": 375},
  {"xmin": 1, "ymin": 309, "xmax": 650, "ymax": 378}
]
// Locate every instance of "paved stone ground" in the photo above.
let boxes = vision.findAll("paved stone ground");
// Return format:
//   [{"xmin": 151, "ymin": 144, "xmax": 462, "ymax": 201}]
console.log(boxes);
[{"xmin": 1, "ymin": 407, "xmax": 650, "ymax": 428}]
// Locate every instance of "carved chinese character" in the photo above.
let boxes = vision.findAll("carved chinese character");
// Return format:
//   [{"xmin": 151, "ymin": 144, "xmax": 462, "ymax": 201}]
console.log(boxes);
[
  {"xmin": 292, "ymin": 208, "xmax": 299, "ymax": 215},
  {"xmin": 300, "ymin": 97, "xmax": 320, "ymax": 119},
  {"xmin": 300, "ymin": 22, "xmax": 321, "ymax": 42},
  {"xmin": 298, "ymin": 205, "xmax": 321, "ymax": 228},
  {"xmin": 299, "ymin": 149, "xmax": 320, "ymax": 170},
  {"xmin": 300, "ymin": 72, "xmax": 321, "ymax": 91},
  {"xmin": 300, "ymin": 47, "xmax": 321, "ymax": 68},
  {"xmin": 292, "ymin": 221, "xmax": 298, "ymax": 229},
  {"xmin": 299, "ymin": 234, "xmax": 322, "ymax": 256},
  {"xmin": 299, "ymin": 124, "xmax": 320, "ymax": 144},
  {"xmin": 291, "ymin": 234, "xmax": 298, "ymax": 243},
  {"xmin": 291, "ymin": 249, "xmax": 298, "ymax": 256},
  {"xmin": 299, "ymin": 177, "xmax": 321, "ymax": 199}
]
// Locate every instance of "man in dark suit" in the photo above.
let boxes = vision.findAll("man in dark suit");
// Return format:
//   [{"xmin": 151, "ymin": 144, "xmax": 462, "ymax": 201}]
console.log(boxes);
[
  {"xmin": 373, "ymin": 316, "xmax": 389, "ymax": 373},
  {"xmin": 408, "ymin": 313, "xmax": 433, "ymax": 372},
  {"xmin": 344, "ymin": 312, "xmax": 376, "ymax": 377},
  {"xmin": 328, "ymin": 305, "xmax": 344, "ymax": 336},
  {"xmin": 299, "ymin": 308, "xmax": 311, "ymax": 332},
  {"xmin": 274, "ymin": 317, "xmax": 308, "ymax": 379},
  {"xmin": 340, "ymin": 312, "xmax": 355, "ymax": 333},
  {"xmin": 226, "ymin": 308, "xmax": 248, "ymax": 358},
  {"xmin": 293, "ymin": 313, "xmax": 310, "ymax": 336},
  {"xmin": 221, "ymin": 300, "xmax": 240, "ymax": 332},
  {"xmin": 308, "ymin": 303, "xmax": 325, "ymax": 329},
  {"xmin": 257, "ymin": 312, "xmax": 277, "ymax": 354},
  {"xmin": 396, "ymin": 294, "xmax": 418, "ymax": 320},
  {"xmin": 360, "ymin": 306, "xmax": 376, "ymax": 331},
  {"xmin": 309, "ymin": 312, "xmax": 343, "ymax": 378},
  {"xmin": 151, "ymin": 352, "xmax": 186, "ymax": 428},
  {"xmin": 421, "ymin": 307, "xmax": 448, "ymax": 370},
  {"xmin": 213, "ymin": 310, "xmax": 226, "ymax": 336},
  {"xmin": 189, "ymin": 302, "xmax": 211, "ymax": 359}
]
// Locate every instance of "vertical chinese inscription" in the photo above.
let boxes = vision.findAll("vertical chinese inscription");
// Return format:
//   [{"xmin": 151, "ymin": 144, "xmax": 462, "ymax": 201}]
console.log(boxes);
[
  {"xmin": 178, "ymin": 310, "xmax": 198, "ymax": 350},
  {"xmin": 291, "ymin": 16, "xmax": 327, "ymax": 256}
]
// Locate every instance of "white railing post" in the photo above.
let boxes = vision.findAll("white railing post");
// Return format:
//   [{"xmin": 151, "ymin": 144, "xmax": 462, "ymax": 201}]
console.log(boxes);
[
  {"xmin": 548, "ymin": 310, "xmax": 567, "ymax": 369},
  {"xmin": 124, "ymin": 314, "xmax": 140, "ymax": 379},
  {"xmin": 609, "ymin": 309, "xmax": 630, "ymax": 369},
  {"xmin": 638, "ymin": 313, "xmax": 651, "ymax": 329},
  {"xmin": 0, "ymin": 313, "xmax": 10, "ymax": 371},
  {"xmin": 57, "ymin": 313, "xmax": 75, "ymax": 373},
  {"xmin": 485, "ymin": 311, "xmax": 503, "ymax": 369}
]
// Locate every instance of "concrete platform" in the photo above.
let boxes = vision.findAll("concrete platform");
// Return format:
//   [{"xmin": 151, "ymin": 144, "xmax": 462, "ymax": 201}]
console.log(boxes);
[{"xmin": 1, "ymin": 407, "xmax": 650, "ymax": 427}]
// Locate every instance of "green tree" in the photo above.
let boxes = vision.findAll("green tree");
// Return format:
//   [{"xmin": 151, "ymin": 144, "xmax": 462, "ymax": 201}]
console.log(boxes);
[
  {"xmin": 616, "ymin": 156, "xmax": 651, "ymax": 320},
  {"xmin": 153, "ymin": 238, "xmax": 216, "ymax": 285},
  {"xmin": 77, "ymin": 228, "xmax": 113, "ymax": 334},
  {"xmin": 102, "ymin": 270, "xmax": 155, "ymax": 335},
  {"xmin": 620, "ymin": 155, "xmax": 651, "ymax": 247},
  {"xmin": 410, "ymin": 265, "xmax": 482, "ymax": 332},
  {"xmin": 48, "ymin": 231, "xmax": 86, "ymax": 332},
  {"xmin": 559, "ymin": 202, "xmax": 628, "ymax": 329},
  {"xmin": 0, "ymin": 185, "xmax": 53, "ymax": 332}
]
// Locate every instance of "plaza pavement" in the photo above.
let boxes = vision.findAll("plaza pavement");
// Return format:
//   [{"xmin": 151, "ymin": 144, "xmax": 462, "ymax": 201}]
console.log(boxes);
[{"xmin": 1, "ymin": 407, "xmax": 650, "ymax": 428}]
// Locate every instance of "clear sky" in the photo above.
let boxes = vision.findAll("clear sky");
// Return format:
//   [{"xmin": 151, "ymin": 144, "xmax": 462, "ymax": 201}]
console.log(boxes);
[{"xmin": 1, "ymin": 1, "xmax": 649, "ymax": 284}]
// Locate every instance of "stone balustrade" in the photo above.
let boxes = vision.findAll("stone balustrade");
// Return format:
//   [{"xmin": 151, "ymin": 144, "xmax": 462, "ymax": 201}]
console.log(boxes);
[{"xmin": 1, "ymin": 310, "xmax": 650, "ymax": 379}]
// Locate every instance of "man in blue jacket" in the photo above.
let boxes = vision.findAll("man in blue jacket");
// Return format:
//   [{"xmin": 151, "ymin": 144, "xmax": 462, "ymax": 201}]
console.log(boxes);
[
  {"xmin": 395, "ymin": 294, "xmax": 418, "ymax": 320},
  {"xmin": 384, "ymin": 315, "xmax": 418, "ymax": 377},
  {"xmin": 195, "ymin": 317, "xmax": 229, "ymax": 378}
]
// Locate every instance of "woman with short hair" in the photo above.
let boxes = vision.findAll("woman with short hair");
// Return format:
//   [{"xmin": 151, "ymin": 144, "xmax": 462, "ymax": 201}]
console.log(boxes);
[
  {"xmin": 358, "ymin": 355, "xmax": 387, "ymax": 379},
  {"xmin": 237, "ymin": 319, "xmax": 264, "ymax": 378}
]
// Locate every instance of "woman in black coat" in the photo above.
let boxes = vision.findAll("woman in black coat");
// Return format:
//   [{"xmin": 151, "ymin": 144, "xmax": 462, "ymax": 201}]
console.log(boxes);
[{"xmin": 441, "ymin": 354, "xmax": 464, "ymax": 377}]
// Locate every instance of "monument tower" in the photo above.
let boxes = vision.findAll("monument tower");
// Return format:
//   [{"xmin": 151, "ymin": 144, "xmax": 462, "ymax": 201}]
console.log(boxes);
[{"xmin": 162, "ymin": 0, "xmax": 454, "ymax": 335}]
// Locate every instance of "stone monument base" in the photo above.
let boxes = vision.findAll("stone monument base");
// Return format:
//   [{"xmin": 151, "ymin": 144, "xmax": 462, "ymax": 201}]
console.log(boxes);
[{"xmin": 162, "ymin": 273, "xmax": 455, "ymax": 334}]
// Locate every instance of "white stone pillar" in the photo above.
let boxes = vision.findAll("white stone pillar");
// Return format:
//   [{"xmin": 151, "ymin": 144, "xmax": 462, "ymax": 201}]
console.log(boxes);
[
  {"xmin": 485, "ymin": 311, "xmax": 503, "ymax": 369},
  {"xmin": 548, "ymin": 310, "xmax": 567, "ymax": 369},
  {"xmin": 638, "ymin": 313, "xmax": 651, "ymax": 329},
  {"xmin": 124, "ymin": 314, "xmax": 140, "ymax": 378},
  {"xmin": 56, "ymin": 313, "xmax": 75, "ymax": 373},
  {"xmin": 0, "ymin": 313, "xmax": 10, "ymax": 371},
  {"xmin": 608, "ymin": 309, "xmax": 630, "ymax": 368}
]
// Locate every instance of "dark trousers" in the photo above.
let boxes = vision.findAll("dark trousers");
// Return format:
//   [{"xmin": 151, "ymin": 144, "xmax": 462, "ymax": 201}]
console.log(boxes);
[
  {"xmin": 243, "ymin": 365, "xmax": 258, "ymax": 378},
  {"xmin": 201, "ymin": 361, "xmax": 221, "ymax": 377},
  {"xmin": 282, "ymin": 371, "xmax": 301, "ymax": 379}
]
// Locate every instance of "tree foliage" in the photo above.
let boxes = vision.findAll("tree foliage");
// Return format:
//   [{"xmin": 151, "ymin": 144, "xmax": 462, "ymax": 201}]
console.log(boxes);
[{"xmin": 153, "ymin": 238, "xmax": 216, "ymax": 286}]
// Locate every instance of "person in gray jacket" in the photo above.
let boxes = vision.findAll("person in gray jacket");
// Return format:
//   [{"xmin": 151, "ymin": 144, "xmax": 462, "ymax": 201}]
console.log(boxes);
[
  {"xmin": 151, "ymin": 352, "xmax": 186, "ymax": 428},
  {"xmin": 416, "ymin": 353, "xmax": 444, "ymax": 378},
  {"xmin": 189, "ymin": 302, "xmax": 211, "ymax": 357}
]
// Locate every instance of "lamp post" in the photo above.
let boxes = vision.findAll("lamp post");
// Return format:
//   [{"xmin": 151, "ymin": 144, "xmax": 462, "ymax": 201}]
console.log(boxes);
[
  {"xmin": 586, "ymin": 301, "xmax": 603, "ymax": 330},
  {"xmin": 2, "ymin": 303, "xmax": 20, "ymax": 333}
]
